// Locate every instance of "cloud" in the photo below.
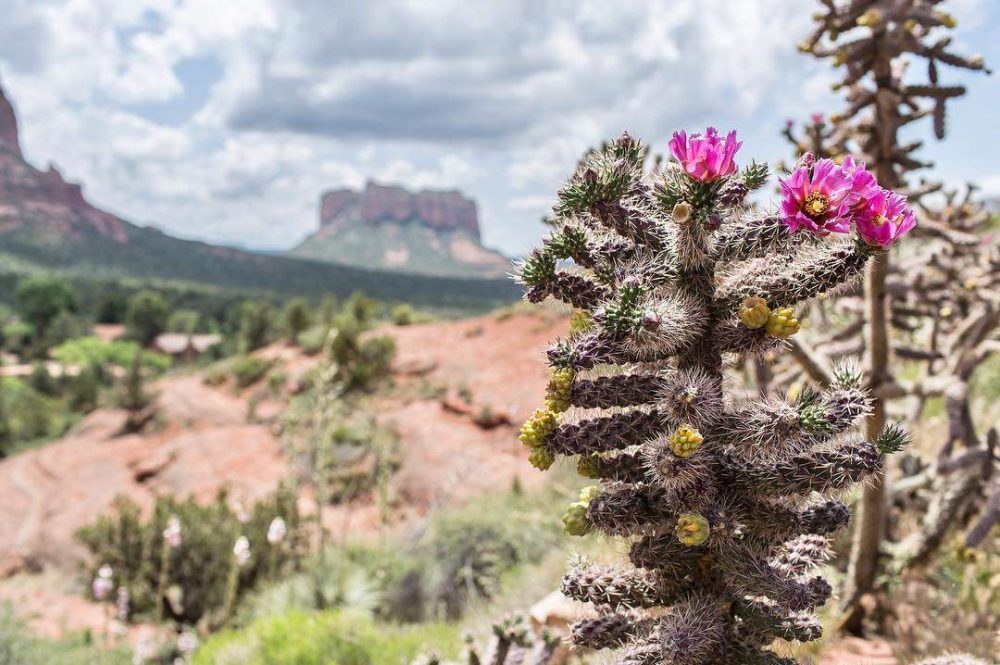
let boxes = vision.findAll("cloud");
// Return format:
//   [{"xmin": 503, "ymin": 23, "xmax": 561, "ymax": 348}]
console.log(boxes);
[{"xmin": 0, "ymin": 0, "xmax": 994, "ymax": 257}]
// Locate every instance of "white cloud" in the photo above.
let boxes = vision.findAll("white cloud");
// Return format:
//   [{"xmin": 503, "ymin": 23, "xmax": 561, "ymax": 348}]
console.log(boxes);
[{"xmin": 0, "ymin": 0, "xmax": 995, "ymax": 257}]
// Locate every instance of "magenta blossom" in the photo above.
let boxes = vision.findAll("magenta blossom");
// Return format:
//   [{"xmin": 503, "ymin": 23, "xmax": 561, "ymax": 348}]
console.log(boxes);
[
  {"xmin": 810, "ymin": 113, "xmax": 825, "ymax": 125},
  {"xmin": 669, "ymin": 127, "xmax": 742, "ymax": 183},
  {"xmin": 855, "ymin": 187, "xmax": 916, "ymax": 248},
  {"xmin": 840, "ymin": 155, "xmax": 879, "ymax": 203},
  {"xmin": 779, "ymin": 155, "xmax": 856, "ymax": 236}
]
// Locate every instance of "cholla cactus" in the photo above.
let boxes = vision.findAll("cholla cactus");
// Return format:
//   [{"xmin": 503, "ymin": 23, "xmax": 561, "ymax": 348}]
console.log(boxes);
[
  {"xmin": 516, "ymin": 129, "xmax": 913, "ymax": 663},
  {"xmin": 786, "ymin": 2, "xmax": 996, "ymax": 625},
  {"xmin": 413, "ymin": 614, "xmax": 560, "ymax": 665}
]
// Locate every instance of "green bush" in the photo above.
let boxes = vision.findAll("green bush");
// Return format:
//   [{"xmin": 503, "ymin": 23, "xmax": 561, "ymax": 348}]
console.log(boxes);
[
  {"xmin": 0, "ymin": 378, "xmax": 70, "ymax": 446},
  {"xmin": 282, "ymin": 298, "xmax": 312, "ymax": 343},
  {"xmin": 76, "ymin": 485, "xmax": 304, "ymax": 625},
  {"xmin": 15, "ymin": 275, "xmax": 77, "ymax": 337},
  {"xmin": 52, "ymin": 337, "xmax": 171, "ymax": 372},
  {"xmin": 238, "ymin": 302, "xmax": 274, "ymax": 353},
  {"xmin": 229, "ymin": 355, "xmax": 273, "ymax": 390},
  {"xmin": 125, "ymin": 290, "xmax": 170, "ymax": 345},
  {"xmin": 391, "ymin": 304, "xmax": 414, "ymax": 326},
  {"xmin": 297, "ymin": 325, "xmax": 330, "ymax": 356},
  {"xmin": 192, "ymin": 610, "xmax": 460, "ymax": 665}
]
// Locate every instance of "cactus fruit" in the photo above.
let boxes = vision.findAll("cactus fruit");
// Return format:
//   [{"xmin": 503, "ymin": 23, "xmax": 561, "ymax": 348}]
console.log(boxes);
[{"xmin": 516, "ymin": 129, "xmax": 912, "ymax": 663}]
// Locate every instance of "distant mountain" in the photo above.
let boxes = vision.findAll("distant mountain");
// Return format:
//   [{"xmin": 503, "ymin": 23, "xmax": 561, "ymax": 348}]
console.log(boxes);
[
  {"xmin": 290, "ymin": 182, "xmax": 511, "ymax": 278},
  {"xmin": 0, "ymin": 81, "xmax": 517, "ymax": 311}
]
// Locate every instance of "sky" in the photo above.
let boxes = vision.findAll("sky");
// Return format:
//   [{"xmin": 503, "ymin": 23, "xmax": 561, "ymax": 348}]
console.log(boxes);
[{"xmin": 0, "ymin": 0, "xmax": 997, "ymax": 258}]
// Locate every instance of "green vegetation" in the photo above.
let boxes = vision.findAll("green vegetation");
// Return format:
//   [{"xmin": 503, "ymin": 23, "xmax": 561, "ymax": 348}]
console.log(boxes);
[
  {"xmin": 0, "ymin": 605, "xmax": 131, "ymax": 665},
  {"xmin": 115, "ymin": 352, "xmax": 156, "ymax": 433},
  {"xmin": 76, "ymin": 485, "xmax": 303, "ymax": 626},
  {"xmin": 125, "ymin": 290, "xmax": 170, "ymax": 345},
  {"xmin": 193, "ymin": 610, "xmax": 460, "ymax": 665},
  {"xmin": 282, "ymin": 298, "xmax": 312, "ymax": 343},
  {"xmin": 0, "ymin": 219, "xmax": 518, "ymax": 313},
  {"xmin": 51, "ymin": 337, "xmax": 170, "ymax": 371},
  {"xmin": 14, "ymin": 274, "xmax": 76, "ymax": 337}
]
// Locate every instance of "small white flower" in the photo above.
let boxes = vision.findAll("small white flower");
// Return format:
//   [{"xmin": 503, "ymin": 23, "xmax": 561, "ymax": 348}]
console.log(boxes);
[
  {"xmin": 231, "ymin": 501, "xmax": 250, "ymax": 524},
  {"xmin": 177, "ymin": 628, "xmax": 199, "ymax": 655},
  {"xmin": 233, "ymin": 535, "xmax": 251, "ymax": 567},
  {"xmin": 266, "ymin": 516, "xmax": 287, "ymax": 545},
  {"xmin": 163, "ymin": 515, "xmax": 182, "ymax": 549},
  {"xmin": 92, "ymin": 565, "xmax": 114, "ymax": 600}
]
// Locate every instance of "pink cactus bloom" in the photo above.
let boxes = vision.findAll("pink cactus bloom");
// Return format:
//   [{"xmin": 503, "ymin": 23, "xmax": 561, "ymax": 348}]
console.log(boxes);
[
  {"xmin": 779, "ymin": 155, "xmax": 855, "ymax": 236},
  {"xmin": 840, "ymin": 155, "xmax": 879, "ymax": 203},
  {"xmin": 855, "ymin": 187, "xmax": 916, "ymax": 248},
  {"xmin": 811, "ymin": 113, "xmax": 825, "ymax": 125},
  {"xmin": 668, "ymin": 127, "xmax": 742, "ymax": 182}
]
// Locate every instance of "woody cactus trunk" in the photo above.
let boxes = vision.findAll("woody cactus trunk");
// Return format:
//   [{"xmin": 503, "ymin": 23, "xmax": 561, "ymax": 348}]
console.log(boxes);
[
  {"xmin": 796, "ymin": 0, "xmax": 990, "ymax": 631},
  {"xmin": 517, "ymin": 129, "xmax": 913, "ymax": 664}
]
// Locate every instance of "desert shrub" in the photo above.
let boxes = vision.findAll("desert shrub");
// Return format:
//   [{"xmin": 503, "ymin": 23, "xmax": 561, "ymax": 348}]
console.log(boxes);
[
  {"xmin": 115, "ymin": 352, "xmax": 156, "ymax": 432},
  {"xmin": 0, "ymin": 320, "xmax": 32, "ymax": 356},
  {"xmin": 40, "ymin": 311, "xmax": 91, "ymax": 351},
  {"xmin": 125, "ymin": 290, "xmax": 170, "ymax": 345},
  {"xmin": 28, "ymin": 363, "xmax": 59, "ymax": 396},
  {"xmin": 296, "ymin": 325, "xmax": 329, "ymax": 356},
  {"xmin": 201, "ymin": 362, "xmax": 230, "ymax": 387},
  {"xmin": 167, "ymin": 309, "xmax": 200, "ymax": 334},
  {"xmin": 67, "ymin": 364, "xmax": 100, "ymax": 413},
  {"xmin": 76, "ymin": 485, "xmax": 305, "ymax": 625},
  {"xmin": 329, "ymin": 325, "xmax": 395, "ymax": 393},
  {"xmin": 192, "ymin": 610, "xmax": 460, "ymax": 665},
  {"xmin": 391, "ymin": 304, "xmax": 414, "ymax": 326},
  {"xmin": 282, "ymin": 298, "xmax": 312, "ymax": 343},
  {"xmin": 52, "ymin": 337, "xmax": 171, "ymax": 373},
  {"xmin": 15, "ymin": 274, "xmax": 77, "ymax": 337},
  {"xmin": 238, "ymin": 301, "xmax": 273, "ymax": 353},
  {"xmin": 229, "ymin": 355, "xmax": 273, "ymax": 390},
  {"xmin": 1, "ymin": 378, "xmax": 67, "ymax": 445}
]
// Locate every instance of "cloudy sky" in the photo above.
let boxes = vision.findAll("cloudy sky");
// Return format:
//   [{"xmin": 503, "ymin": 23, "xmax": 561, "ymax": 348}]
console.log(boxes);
[{"xmin": 1, "ymin": 0, "xmax": 997, "ymax": 257}]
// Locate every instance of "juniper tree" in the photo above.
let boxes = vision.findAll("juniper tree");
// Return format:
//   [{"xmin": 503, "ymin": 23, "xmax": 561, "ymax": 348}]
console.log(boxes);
[{"xmin": 516, "ymin": 129, "xmax": 914, "ymax": 664}]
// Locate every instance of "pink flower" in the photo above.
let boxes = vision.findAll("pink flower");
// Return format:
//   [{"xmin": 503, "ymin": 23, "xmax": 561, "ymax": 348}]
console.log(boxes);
[
  {"xmin": 810, "ymin": 113, "xmax": 825, "ymax": 125},
  {"xmin": 855, "ymin": 187, "xmax": 916, "ymax": 248},
  {"xmin": 840, "ymin": 155, "xmax": 879, "ymax": 203},
  {"xmin": 779, "ymin": 154, "xmax": 855, "ymax": 236},
  {"xmin": 668, "ymin": 127, "xmax": 742, "ymax": 182}
]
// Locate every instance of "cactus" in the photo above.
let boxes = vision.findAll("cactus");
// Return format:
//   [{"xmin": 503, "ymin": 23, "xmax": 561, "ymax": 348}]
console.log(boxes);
[
  {"xmin": 785, "ymin": 1, "xmax": 996, "ymax": 632},
  {"xmin": 516, "ymin": 129, "xmax": 913, "ymax": 664},
  {"xmin": 916, "ymin": 656, "xmax": 991, "ymax": 665}
]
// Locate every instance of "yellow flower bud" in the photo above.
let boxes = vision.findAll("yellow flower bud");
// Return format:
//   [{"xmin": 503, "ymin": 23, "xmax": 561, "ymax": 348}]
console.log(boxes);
[
  {"xmin": 766, "ymin": 307, "xmax": 800, "ymax": 338},
  {"xmin": 963, "ymin": 278, "xmax": 977, "ymax": 290},
  {"xmin": 903, "ymin": 19, "xmax": 917, "ymax": 32},
  {"xmin": 518, "ymin": 408, "xmax": 558, "ymax": 448},
  {"xmin": 544, "ymin": 368, "xmax": 574, "ymax": 413},
  {"xmin": 670, "ymin": 425, "xmax": 704, "ymax": 458},
  {"xmin": 857, "ymin": 9, "xmax": 882, "ymax": 27},
  {"xmin": 934, "ymin": 11, "xmax": 957, "ymax": 28},
  {"xmin": 569, "ymin": 310, "xmax": 593, "ymax": 336},
  {"xmin": 676, "ymin": 513, "xmax": 710, "ymax": 546},
  {"xmin": 528, "ymin": 445, "xmax": 555, "ymax": 471},
  {"xmin": 798, "ymin": 41, "xmax": 813, "ymax": 53},
  {"xmin": 562, "ymin": 485, "xmax": 599, "ymax": 536},
  {"xmin": 739, "ymin": 297, "xmax": 771, "ymax": 330}
]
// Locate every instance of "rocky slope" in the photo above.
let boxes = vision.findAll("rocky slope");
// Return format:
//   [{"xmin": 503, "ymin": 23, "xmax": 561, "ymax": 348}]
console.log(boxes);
[
  {"xmin": 0, "ymin": 81, "xmax": 517, "ymax": 310},
  {"xmin": 291, "ymin": 182, "xmax": 511, "ymax": 278}
]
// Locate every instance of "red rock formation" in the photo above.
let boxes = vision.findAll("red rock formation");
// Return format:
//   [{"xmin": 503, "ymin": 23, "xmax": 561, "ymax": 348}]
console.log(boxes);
[
  {"xmin": 0, "ymin": 82, "xmax": 20, "ymax": 158},
  {"xmin": 320, "ymin": 181, "xmax": 481, "ymax": 240},
  {"xmin": 0, "ymin": 82, "xmax": 129, "ymax": 243}
]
